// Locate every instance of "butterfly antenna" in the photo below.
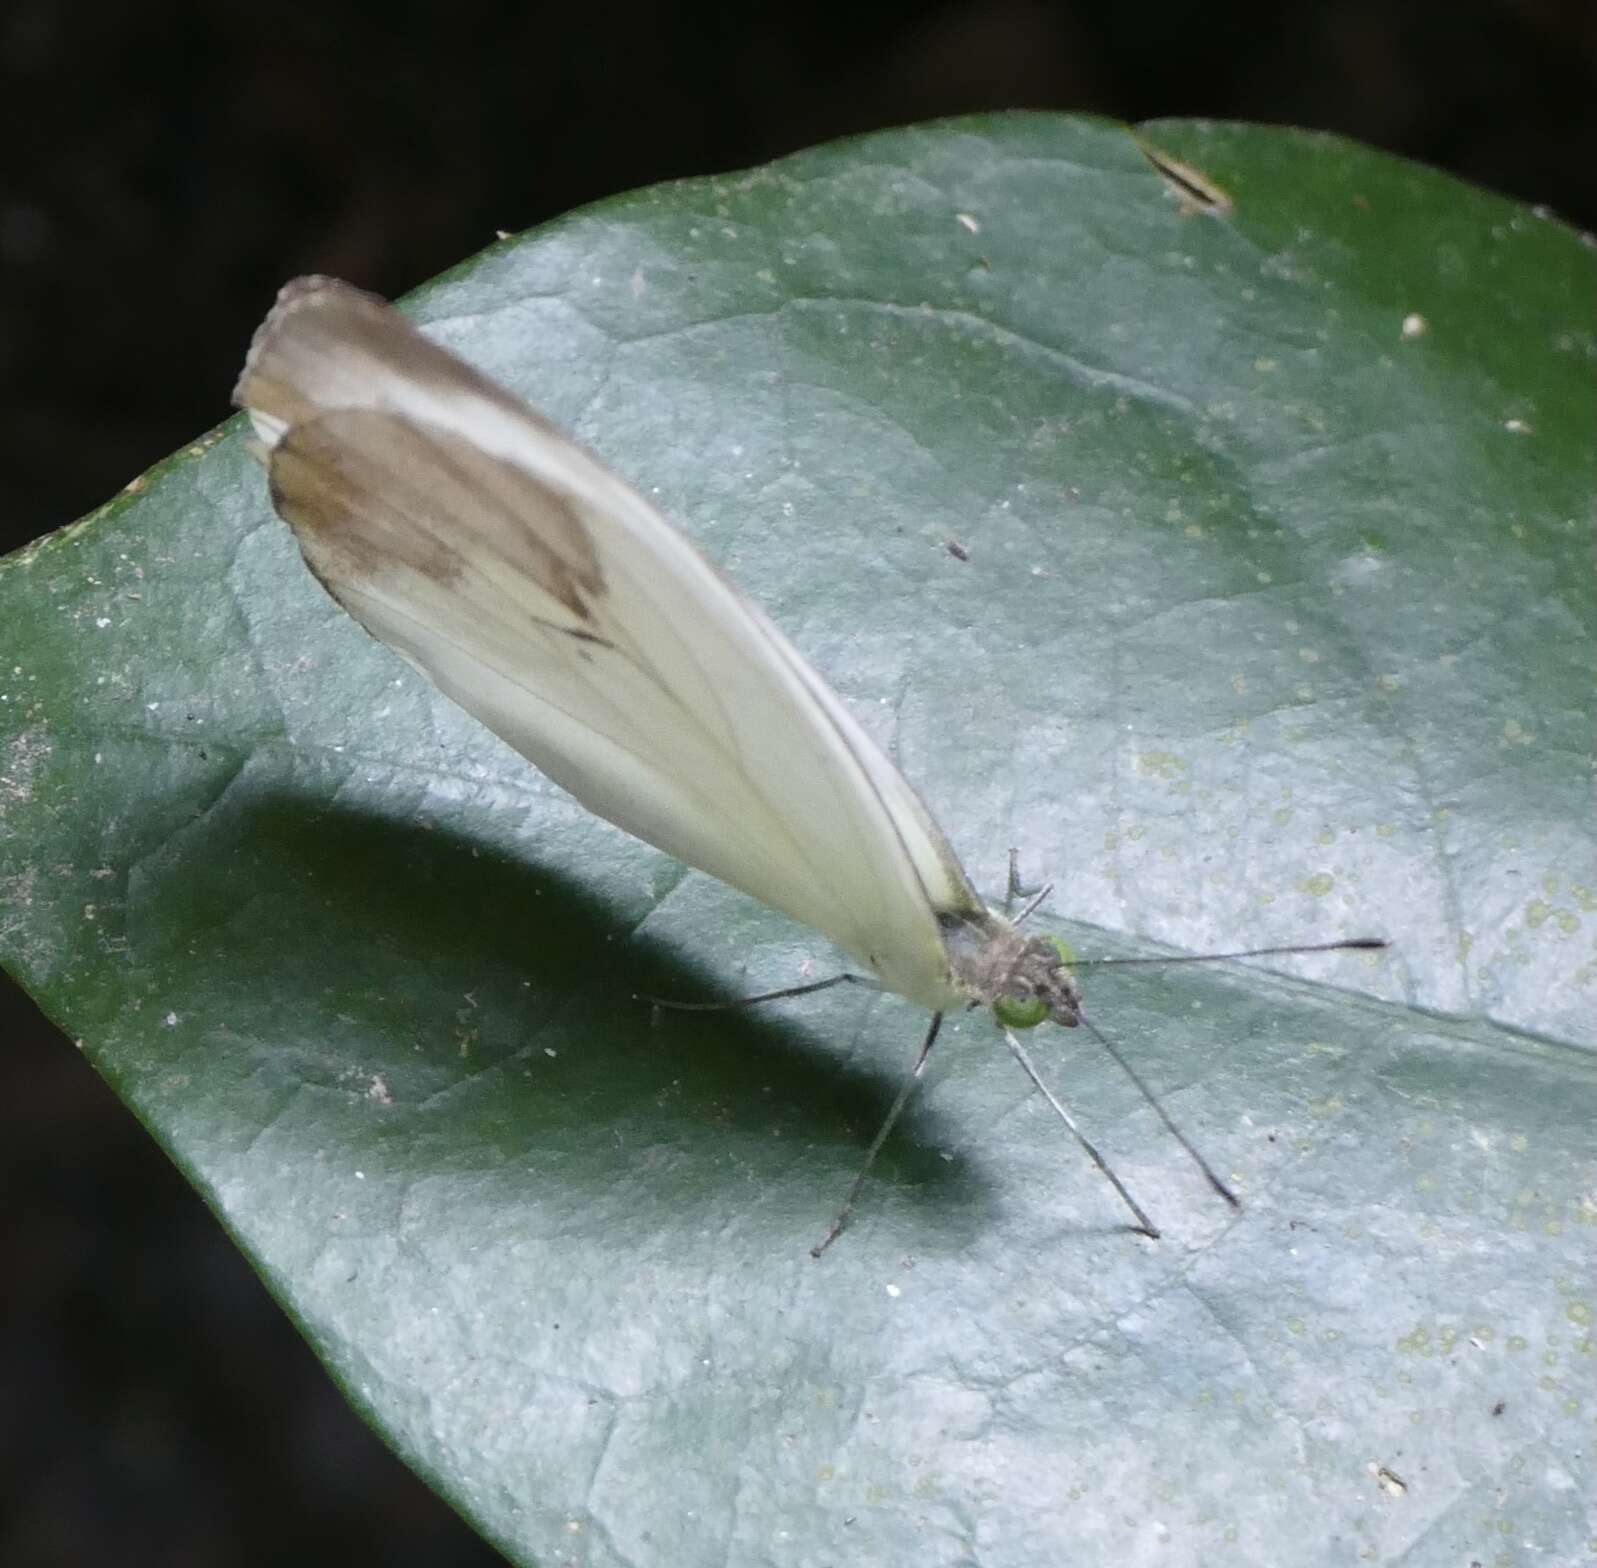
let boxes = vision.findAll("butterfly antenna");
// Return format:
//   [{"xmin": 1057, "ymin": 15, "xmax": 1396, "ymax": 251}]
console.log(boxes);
[
  {"xmin": 1001, "ymin": 1027, "xmax": 1161, "ymax": 1238},
  {"xmin": 1047, "ymin": 939, "xmax": 1383, "ymax": 1212},
  {"xmin": 812, "ymin": 1012, "xmax": 943, "ymax": 1258},
  {"xmin": 1072, "ymin": 937, "xmax": 1387, "ymax": 970},
  {"xmin": 1076, "ymin": 1016, "xmax": 1239, "ymax": 1209}
]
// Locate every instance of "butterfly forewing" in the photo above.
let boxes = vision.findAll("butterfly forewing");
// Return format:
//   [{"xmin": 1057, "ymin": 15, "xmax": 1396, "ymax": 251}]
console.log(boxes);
[{"xmin": 236, "ymin": 277, "xmax": 985, "ymax": 1010}]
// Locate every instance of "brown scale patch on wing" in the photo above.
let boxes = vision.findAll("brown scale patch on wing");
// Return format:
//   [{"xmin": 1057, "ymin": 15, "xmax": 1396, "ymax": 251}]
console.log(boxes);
[{"xmin": 268, "ymin": 409, "xmax": 605, "ymax": 624}]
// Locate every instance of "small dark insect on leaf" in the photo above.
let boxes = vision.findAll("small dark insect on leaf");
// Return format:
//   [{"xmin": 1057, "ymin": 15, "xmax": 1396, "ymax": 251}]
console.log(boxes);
[
  {"xmin": 1491, "ymin": 1399, "xmax": 1506, "ymax": 1417},
  {"xmin": 945, "ymin": 539, "xmax": 970, "ymax": 561}
]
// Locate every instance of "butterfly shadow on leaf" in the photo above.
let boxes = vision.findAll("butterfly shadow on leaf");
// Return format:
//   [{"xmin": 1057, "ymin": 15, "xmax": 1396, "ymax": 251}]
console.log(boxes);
[{"xmin": 127, "ymin": 790, "xmax": 997, "ymax": 1255}]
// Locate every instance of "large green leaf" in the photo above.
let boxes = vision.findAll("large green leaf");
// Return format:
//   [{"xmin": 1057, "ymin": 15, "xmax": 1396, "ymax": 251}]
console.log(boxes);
[{"xmin": 3, "ymin": 115, "xmax": 1593, "ymax": 1566}]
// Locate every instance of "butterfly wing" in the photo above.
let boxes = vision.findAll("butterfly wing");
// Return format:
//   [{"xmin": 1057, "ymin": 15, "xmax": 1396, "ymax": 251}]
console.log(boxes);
[{"xmin": 235, "ymin": 277, "xmax": 987, "ymax": 1011}]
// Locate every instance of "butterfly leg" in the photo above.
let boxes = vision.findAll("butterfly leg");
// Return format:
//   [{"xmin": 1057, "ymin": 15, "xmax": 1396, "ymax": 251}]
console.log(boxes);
[
  {"xmin": 1001, "ymin": 1026, "xmax": 1161, "ymax": 1238},
  {"xmin": 1004, "ymin": 849, "xmax": 1053, "ymax": 927},
  {"xmin": 810, "ymin": 1011, "xmax": 943, "ymax": 1258},
  {"xmin": 642, "ymin": 971, "xmax": 880, "ymax": 1017},
  {"xmin": 1077, "ymin": 1016, "xmax": 1239, "ymax": 1210},
  {"xmin": 1005, "ymin": 847, "xmax": 1041, "ymax": 909}
]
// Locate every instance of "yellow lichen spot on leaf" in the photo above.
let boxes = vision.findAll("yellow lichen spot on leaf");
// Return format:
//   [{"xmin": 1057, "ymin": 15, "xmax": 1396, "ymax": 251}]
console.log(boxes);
[{"xmin": 1135, "ymin": 751, "xmax": 1186, "ymax": 781}]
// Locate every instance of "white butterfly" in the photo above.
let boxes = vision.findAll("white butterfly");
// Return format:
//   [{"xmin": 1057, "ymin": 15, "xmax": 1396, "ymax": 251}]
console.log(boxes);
[{"xmin": 235, "ymin": 277, "xmax": 1372, "ymax": 1252}]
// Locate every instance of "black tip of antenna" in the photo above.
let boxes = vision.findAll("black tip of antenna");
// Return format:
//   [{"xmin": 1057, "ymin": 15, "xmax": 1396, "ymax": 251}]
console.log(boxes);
[{"xmin": 1342, "ymin": 938, "xmax": 1389, "ymax": 950}]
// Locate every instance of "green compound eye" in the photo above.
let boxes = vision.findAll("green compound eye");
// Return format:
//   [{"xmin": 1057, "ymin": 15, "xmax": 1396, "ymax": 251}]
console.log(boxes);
[
  {"xmin": 994, "ymin": 993, "xmax": 1049, "ymax": 1030},
  {"xmin": 1044, "ymin": 935, "xmax": 1075, "ymax": 967}
]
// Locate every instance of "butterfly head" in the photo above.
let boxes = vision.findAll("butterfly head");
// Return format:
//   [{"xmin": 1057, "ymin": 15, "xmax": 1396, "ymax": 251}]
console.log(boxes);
[
  {"xmin": 942, "ymin": 914, "xmax": 1083, "ymax": 1031},
  {"xmin": 990, "ymin": 933, "xmax": 1082, "ymax": 1030}
]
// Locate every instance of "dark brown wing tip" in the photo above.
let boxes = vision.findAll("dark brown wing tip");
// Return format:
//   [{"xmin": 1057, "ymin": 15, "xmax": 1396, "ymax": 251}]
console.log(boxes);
[{"xmin": 232, "ymin": 275, "xmax": 390, "ymax": 411}]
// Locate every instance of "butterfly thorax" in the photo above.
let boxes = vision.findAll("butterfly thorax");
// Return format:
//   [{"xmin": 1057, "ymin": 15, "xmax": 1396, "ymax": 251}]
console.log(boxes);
[{"xmin": 938, "ymin": 912, "xmax": 1083, "ymax": 1028}]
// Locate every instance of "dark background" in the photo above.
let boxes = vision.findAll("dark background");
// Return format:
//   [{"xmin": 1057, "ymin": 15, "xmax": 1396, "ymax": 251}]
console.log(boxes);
[{"xmin": 3, "ymin": 2, "xmax": 1594, "ymax": 1563}]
